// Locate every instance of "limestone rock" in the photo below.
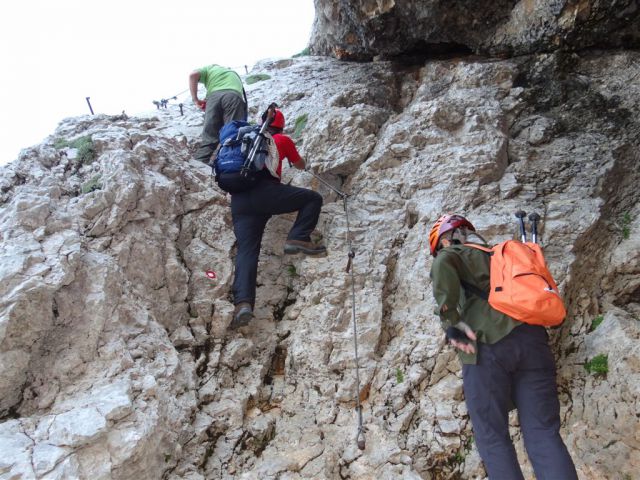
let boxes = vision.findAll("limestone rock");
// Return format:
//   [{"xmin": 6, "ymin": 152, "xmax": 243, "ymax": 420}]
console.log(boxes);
[
  {"xmin": 310, "ymin": 0, "xmax": 640, "ymax": 59},
  {"xmin": 1, "ymin": 44, "xmax": 639, "ymax": 480}
]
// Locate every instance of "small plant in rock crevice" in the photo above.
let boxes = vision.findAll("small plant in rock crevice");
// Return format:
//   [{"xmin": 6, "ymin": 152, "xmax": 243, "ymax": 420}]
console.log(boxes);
[
  {"xmin": 74, "ymin": 136, "xmax": 96, "ymax": 164},
  {"xmin": 286, "ymin": 264, "xmax": 298, "ymax": 277},
  {"xmin": 451, "ymin": 436, "xmax": 473, "ymax": 466},
  {"xmin": 54, "ymin": 135, "xmax": 96, "ymax": 165},
  {"xmin": 590, "ymin": 315, "xmax": 604, "ymax": 332},
  {"xmin": 395, "ymin": 367, "xmax": 404, "ymax": 384},
  {"xmin": 620, "ymin": 212, "xmax": 632, "ymax": 239},
  {"xmin": 81, "ymin": 175, "xmax": 102, "ymax": 194},
  {"xmin": 585, "ymin": 353, "xmax": 608, "ymax": 376}
]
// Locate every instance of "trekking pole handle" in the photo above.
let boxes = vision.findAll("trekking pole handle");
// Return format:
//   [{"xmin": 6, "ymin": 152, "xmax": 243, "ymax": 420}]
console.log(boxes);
[
  {"xmin": 515, "ymin": 210, "xmax": 527, "ymax": 243},
  {"xmin": 264, "ymin": 106, "xmax": 276, "ymax": 126},
  {"xmin": 528, "ymin": 212, "xmax": 540, "ymax": 244},
  {"xmin": 260, "ymin": 102, "xmax": 279, "ymax": 129}
]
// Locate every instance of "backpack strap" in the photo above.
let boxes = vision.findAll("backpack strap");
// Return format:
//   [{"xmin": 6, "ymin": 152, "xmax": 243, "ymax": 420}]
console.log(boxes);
[
  {"xmin": 464, "ymin": 243, "xmax": 493, "ymax": 254},
  {"xmin": 460, "ymin": 279, "xmax": 489, "ymax": 301},
  {"xmin": 460, "ymin": 243, "xmax": 491, "ymax": 301}
]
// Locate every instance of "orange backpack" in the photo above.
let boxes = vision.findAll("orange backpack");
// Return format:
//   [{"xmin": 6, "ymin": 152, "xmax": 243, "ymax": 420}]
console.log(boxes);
[{"xmin": 465, "ymin": 241, "xmax": 566, "ymax": 327}]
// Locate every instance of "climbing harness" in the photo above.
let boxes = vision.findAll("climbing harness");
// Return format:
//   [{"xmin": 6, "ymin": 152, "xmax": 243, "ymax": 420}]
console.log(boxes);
[{"xmin": 307, "ymin": 170, "xmax": 366, "ymax": 450}]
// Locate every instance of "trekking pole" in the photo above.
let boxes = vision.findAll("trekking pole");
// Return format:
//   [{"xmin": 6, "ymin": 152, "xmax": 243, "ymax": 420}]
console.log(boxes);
[
  {"xmin": 528, "ymin": 212, "xmax": 540, "ymax": 244},
  {"xmin": 515, "ymin": 210, "xmax": 527, "ymax": 242},
  {"xmin": 343, "ymin": 194, "xmax": 366, "ymax": 450},
  {"xmin": 242, "ymin": 103, "xmax": 278, "ymax": 176}
]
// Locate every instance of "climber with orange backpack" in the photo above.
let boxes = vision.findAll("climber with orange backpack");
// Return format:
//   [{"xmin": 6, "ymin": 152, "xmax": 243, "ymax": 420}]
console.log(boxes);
[{"xmin": 429, "ymin": 213, "xmax": 577, "ymax": 479}]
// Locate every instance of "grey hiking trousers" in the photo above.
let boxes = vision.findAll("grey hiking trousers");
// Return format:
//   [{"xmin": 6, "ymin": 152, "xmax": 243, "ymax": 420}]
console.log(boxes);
[
  {"xmin": 194, "ymin": 89, "xmax": 247, "ymax": 163},
  {"xmin": 462, "ymin": 323, "xmax": 578, "ymax": 480}
]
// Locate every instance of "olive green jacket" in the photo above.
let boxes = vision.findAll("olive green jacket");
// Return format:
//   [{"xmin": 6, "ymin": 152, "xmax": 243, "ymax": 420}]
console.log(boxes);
[{"xmin": 430, "ymin": 243, "xmax": 521, "ymax": 364}]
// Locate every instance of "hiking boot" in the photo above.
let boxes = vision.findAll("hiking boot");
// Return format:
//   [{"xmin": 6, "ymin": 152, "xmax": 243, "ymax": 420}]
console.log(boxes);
[
  {"xmin": 284, "ymin": 239, "xmax": 327, "ymax": 256},
  {"xmin": 230, "ymin": 302, "xmax": 253, "ymax": 329}
]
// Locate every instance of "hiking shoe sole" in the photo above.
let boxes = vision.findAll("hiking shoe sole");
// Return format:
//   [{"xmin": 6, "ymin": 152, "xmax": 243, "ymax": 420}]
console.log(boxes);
[
  {"xmin": 284, "ymin": 244, "xmax": 327, "ymax": 255},
  {"xmin": 229, "ymin": 309, "xmax": 253, "ymax": 329}
]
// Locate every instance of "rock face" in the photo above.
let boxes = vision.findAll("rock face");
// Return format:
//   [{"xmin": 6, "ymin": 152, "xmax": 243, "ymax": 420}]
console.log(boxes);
[
  {"xmin": 310, "ymin": 0, "xmax": 640, "ymax": 59},
  {"xmin": 1, "ymin": 23, "xmax": 639, "ymax": 480}
]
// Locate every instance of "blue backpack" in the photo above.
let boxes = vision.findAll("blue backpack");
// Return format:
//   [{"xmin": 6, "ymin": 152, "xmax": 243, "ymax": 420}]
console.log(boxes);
[{"xmin": 213, "ymin": 121, "xmax": 270, "ymax": 193}]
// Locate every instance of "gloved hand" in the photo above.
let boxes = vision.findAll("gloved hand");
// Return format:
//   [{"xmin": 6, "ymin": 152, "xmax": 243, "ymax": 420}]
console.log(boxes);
[{"xmin": 445, "ymin": 322, "xmax": 477, "ymax": 354}]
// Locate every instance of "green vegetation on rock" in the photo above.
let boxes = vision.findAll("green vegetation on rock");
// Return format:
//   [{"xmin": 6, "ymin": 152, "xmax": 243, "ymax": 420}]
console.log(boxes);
[
  {"xmin": 590, "ymin": 315, "xmax": 604, "ymax": 331},
  {"xmin": 74, "ymin": 136, "xmax": 96, "ymax": 164},
  {"xmin": 621, "ymin": 212, "xmax": 631, "ymax": 239},
  {"xmin": 293, "ymin": 47, "xmax": 310, "ymax": 58},
  {"xmin": 286, "ymin": 264, "xmax": 298, "ymax": 277},
  {"xmin": 55, "ymin": 135, "xmax": 96, "ymax": 164},
  {"xmin": 53, "ymin": 138, "xmax": 71, "ymax": 149},
  {"xmin": 293, "ymin": 113, "xmax": 308, "ymax": 139},
  {"xmin": 81, "ymin": 175, "xmax": 102, "ymax": 194},
  {"xmin": 246, "ymin": 74, "xmax": 271, "ymax": 85},
  {"xmin": 585, "ymin": 354, "xmax": 608, "ymax": 376}
]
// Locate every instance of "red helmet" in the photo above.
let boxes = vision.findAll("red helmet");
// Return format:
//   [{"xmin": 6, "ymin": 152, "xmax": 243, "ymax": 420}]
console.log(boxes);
[
  {"xmin": 429, "ymin": 214, "xmax": 475, "ymax": 256},
  {"xmin": 270, "ymin": 109, "xmax": 285, "ymax": 129}
]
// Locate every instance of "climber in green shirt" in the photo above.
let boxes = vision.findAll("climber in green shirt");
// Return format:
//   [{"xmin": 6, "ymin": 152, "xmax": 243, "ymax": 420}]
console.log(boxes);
[
  {"xmin": 189, "ymin": 64, "xmax": 247, "ymax": 164},
  {"xmin": 429, "ymin": 214, "xmax": 577, "ymax": 480}
]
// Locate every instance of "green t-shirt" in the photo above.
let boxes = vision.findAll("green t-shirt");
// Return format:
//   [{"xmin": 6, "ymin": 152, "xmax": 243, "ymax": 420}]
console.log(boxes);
[
  {"xmin": 198, "ymin": 64, "xmax": 244, "ymax": 96},
  {"xmin": 430, "ymin": 243, "xmax": 521, "ymax": 364}
]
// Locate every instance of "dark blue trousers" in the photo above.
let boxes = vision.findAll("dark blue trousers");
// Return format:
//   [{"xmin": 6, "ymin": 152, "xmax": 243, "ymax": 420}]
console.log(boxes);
[
  {"xmin": 230, "ymin": 179, "xmax": 323, "ymax": 306},
  {"xmin": 462, "ymin": 324, "xmax": 578, "ymax": 480}
]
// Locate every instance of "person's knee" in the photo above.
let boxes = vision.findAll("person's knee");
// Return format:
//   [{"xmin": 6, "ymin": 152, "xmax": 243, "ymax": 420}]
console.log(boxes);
[{"xmin": 308, "ymin": 190, "xmax": 323, "ymax": 207}]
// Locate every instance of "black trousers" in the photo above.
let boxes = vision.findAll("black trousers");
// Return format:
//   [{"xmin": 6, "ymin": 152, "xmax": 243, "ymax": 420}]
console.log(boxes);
[
  {"xmin": 230, "ymin": 179, "xmax": 323, "ymax": 306},
  {"xmin": 462, "ymin": 324, "xmax": 578, "ymax": 480}
]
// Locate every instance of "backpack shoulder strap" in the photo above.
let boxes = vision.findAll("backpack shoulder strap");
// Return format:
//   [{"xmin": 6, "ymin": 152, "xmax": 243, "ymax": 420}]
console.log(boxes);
[
  {"xmin": 464, "ymin": 243, "xmax": 493, "ymax": 254},
  {"xmin": 460, "ymin": 243, "xmax": 492, "ymax": 301},
  {"xmin": 460, "ymin": 279, "xmax": 489, "ymax": 301}
]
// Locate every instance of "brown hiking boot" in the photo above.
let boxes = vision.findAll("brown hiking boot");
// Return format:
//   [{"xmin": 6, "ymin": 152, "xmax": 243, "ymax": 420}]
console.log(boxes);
[
  {"xmin": 230, "ymin": 302, "xmax": 253, "ymax": 329},
  {"xmin": 284, "ymin": 239, "xmax": 327, "ymax": 256}
]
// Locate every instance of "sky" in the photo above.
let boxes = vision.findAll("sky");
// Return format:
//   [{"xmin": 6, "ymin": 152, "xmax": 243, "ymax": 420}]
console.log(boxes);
[{"xmin": 0, "ymin": 0, "xmax": 315, "ymax": 165}]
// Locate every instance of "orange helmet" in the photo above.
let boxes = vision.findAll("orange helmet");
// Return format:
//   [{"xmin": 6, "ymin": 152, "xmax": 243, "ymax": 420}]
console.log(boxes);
[{"xmin": 429, "ymin": 214, "xmax": 475, "ymax": 256}]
